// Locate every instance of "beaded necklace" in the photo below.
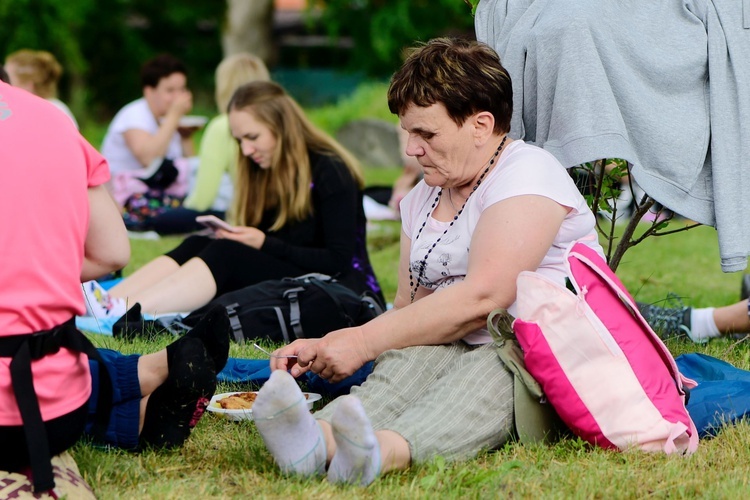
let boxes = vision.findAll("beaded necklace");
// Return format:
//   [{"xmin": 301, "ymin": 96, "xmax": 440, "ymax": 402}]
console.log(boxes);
[{"xmin": 408, "ymin": 136, "xmax": 507, "ymax": 303}]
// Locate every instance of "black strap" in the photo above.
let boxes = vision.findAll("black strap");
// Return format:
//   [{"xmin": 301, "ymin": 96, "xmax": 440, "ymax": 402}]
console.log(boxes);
[
  {"xmin": 225, "ymin": 303, "xmax": 245, "ymax": 343},
  {"xmin": 0, "ymin": 318, "xmax": 113, "ymax": 493},
  {"xmin": 283, "ymin": 287, "xmax": 306, "ymax": 339}
]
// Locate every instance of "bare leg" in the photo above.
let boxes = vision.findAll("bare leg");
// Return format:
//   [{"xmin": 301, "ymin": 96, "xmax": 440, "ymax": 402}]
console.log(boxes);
[
  {"xmin": 137, "ymin": 350, "xmax": 169, "ymax": 434},
  {"xmin": 110, "ymin": 256, "xmax": 180, "ymax": 299},
  {"xmin": 318, "ymin": 421, "xmax": 413, "ymax": 473},
  {"xmin": 137, "ymin": 350, "xmax": 169, "ymax": 396},
  {"xmin": 376, "ymin": 429, "xmax": 411, "ymax": 474},
  {"xmin": 320, "ymin": 420, "xmax": 336, "ymax": 462},
  {"xmin": 712, "ymin": 300, "xmax": 750, "ymax": 334},
  {"xmin": 127, "ymin": 258, "xmax": 218, "ymax": 316}
]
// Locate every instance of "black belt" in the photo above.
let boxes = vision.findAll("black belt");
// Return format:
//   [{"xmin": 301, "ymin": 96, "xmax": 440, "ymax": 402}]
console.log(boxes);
[{"xmin": 0, "ymin": 318, "xmax": 113, "ymax": 493}]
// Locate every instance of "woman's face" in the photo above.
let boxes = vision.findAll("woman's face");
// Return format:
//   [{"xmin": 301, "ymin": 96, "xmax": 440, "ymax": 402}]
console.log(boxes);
[
  {"xmin": 399, "ymin": 103, "xmax": 476, "ymax": 189},
  {"xmin": 229, "ymin": 108, "xmax": 278, "ymax": 169}
]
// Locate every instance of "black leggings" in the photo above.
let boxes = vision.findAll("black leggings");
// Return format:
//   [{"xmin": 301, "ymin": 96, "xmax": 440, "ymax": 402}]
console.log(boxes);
[
  {"xmin": 165, "ymin": 235, "xmax": 306, "ymax": 297},
  {"xmin": 0, "ymin": 402, "xmax": 88, "ymax": 471}
]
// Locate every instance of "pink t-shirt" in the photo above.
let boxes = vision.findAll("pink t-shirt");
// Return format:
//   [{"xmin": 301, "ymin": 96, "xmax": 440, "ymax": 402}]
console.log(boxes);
[
  {"xmin": 0, "ymin": 82, "xmax": 110, "ymax": 425},
  {"xmin": 401, "ymin": 140, "xmax": 604, "ymax": 344}
]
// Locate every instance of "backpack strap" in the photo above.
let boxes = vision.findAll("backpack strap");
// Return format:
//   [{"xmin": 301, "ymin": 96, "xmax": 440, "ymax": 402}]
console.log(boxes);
[
  {"xmin": 225, "ymin": 303, "xmax": 246, "ymax": 343},
  {"xmin": 0, "ymin": 318, "xmax": 112, "ymax": 493},
  {"xmin": 282, "ymin": 287, "xmax": 306, "ymax": 339}
]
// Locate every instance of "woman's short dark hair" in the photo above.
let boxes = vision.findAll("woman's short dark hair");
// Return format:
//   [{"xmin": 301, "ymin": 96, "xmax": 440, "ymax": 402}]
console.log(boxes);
[
  {"xmin": 140, "ymin": 54, "xmax": 187, "ymax": 88},
  {"xmin": 387, "ymin": 37, "xmax": 513, "ymax": 135}
]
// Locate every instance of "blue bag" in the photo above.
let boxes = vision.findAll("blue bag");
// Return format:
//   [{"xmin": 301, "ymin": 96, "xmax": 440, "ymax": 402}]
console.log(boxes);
[
  {"xmin": 218, "ymin": 358, "xmax": 374, "ymax": 398},
  {"xmin": 676, "ymin": 353, "xmax": 750, "ymax": 437}
]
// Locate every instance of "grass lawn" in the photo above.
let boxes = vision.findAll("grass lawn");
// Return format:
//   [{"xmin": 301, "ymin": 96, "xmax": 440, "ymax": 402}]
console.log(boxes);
[{"xmin": 72, "ymin": 214, "xmax": 750, "ymax": 498}]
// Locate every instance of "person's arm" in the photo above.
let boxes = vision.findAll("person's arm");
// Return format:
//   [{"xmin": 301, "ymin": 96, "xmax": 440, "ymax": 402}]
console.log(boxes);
[
  {"xmin": 81, "ymin": 185, "xmax": 130, "ymax": 281},
  {"xmin": 123, "ymin": 90, "xmax": 193, "ymax": 168},
  {"xmin": 278, "ymin": 195, "xmax": 569, "ymax": 381},
  {"xmin": 184, "ymin": 115, "xmax": 234, "ymax": 211}
]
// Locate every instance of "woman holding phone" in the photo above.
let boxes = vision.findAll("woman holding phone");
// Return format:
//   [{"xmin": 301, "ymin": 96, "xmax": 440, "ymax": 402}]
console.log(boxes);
[{"xmin": 82, "ymin": 81, "xmax": 382, "ymax": 321}]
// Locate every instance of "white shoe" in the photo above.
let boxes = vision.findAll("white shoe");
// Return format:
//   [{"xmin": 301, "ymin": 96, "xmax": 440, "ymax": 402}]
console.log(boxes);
[{"xmin": 82, "ymin": 281, "xmax": 126, "ymax": 318}]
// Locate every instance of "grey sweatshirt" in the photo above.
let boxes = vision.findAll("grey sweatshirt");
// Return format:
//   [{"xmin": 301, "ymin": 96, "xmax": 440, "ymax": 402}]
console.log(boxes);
[{"xmin": 476, "ymin": 0, "xmax": 750, "ymax": 272}]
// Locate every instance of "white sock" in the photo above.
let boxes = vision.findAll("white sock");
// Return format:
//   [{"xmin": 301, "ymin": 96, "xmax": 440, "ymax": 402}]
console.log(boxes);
[
  {"xmin": 688, "ymin": 307, "xmax": 720, "ymax": 344},
  {"xmin": 328, "ymin": 395, "xmax": 381, "ymax": 486},
  {"xmin": 82, "ymin": 281, "xmax": 126, "ymax": 318},
  {"xmin": 253, "ymin": 370, "xmax": 326, "ymax": 476}
]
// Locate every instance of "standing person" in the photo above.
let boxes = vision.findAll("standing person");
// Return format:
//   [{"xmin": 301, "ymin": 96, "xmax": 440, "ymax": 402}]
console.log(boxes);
[
  {"xmin": 4, "ymin": 49, "xmax": 78, "ymax": 128},
  {"xmin": 83, "ymin": 81, "xmax": 383, "ymax": 321},
  {"xmin": 151, "ymin": 52, "xmax": 271, "ymax": 235},
  {"xmin": 101, "ymin": 53, "xmax": 197, "ymax": 230},
  {"xmin": 0, "ymin": 75, "xmax": 129, "ymax": 494},
  {"xmin": 252, "ymin": 38, "xmax": 604, "ymax": 485}
]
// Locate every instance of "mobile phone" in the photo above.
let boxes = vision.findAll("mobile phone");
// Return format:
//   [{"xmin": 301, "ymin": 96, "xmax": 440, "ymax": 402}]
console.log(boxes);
[{"xmin": 196, "ymin": 215, "xmax": 237, "ymax": 233}]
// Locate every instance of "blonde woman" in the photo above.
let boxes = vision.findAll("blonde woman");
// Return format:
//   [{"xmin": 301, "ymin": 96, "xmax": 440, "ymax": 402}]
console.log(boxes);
[
  {"xmin": 84, "ymin": 81, "xmax": 382, "ymax": 320},
  {"xmin": 152, "ymin": 53, "xmax": 271, "ymax": 234},
  {"xmin": 4, "ymin": 49, "xmax": 78, "ymax": 128}
]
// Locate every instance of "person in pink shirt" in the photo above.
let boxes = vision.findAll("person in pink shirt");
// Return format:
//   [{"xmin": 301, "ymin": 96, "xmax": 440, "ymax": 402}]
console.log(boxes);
[
  {"xmin": 0, "ymin": 74, "xmax": 129, "ymax": 492},
  {"xmin": 0, "ymin": 69, "xmax": 236, "ymax": 495}
]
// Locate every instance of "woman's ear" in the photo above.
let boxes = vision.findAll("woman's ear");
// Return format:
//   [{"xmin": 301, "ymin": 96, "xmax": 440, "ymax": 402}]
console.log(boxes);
[{"xmin": 472, "ymin": 111, "xmax": 496, "ymax": 146}]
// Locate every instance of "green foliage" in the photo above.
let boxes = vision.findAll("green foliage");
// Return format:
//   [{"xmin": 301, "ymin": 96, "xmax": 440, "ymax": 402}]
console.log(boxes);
[
  {"xmin": 315, "ymin": 0, "xmax": 476, "ymax": 76},
  {"xmin": 0, "ymin": 0, "xmax": 93, "ymax": 90},
  {"xmin": 305, "ymin": 81, "xmax": 396, "ymax": 135},
  {"xmin": 1, "ymin": 0, "xmax": 224, "ymax": 121}
]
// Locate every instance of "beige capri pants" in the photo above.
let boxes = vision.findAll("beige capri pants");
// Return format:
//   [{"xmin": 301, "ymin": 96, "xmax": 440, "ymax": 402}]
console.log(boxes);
[{"xmin": 313, "ymin": 342, "xmax": 515, "ymax": 463}]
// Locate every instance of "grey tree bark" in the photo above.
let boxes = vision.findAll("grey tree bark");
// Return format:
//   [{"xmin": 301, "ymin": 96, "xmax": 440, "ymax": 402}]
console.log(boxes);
[{"xmin": 222, "ymin": 0, "xmax": 275, "ymax": 63}]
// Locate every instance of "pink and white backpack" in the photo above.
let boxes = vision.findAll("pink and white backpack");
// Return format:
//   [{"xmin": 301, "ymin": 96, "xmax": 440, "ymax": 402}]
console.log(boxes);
[{"xmin": 512, "ymin": 241, "xmax": 699, "ymax": 454}]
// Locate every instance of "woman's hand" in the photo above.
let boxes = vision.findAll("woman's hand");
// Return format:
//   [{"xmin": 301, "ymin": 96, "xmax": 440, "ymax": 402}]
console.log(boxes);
[
  {"xmin": 215, "ymin": 226, "xmax": 266, "ymax": 249},
  {"xmin": 271, "ymin": 327, "xmax": 372, "ymax": 383}
]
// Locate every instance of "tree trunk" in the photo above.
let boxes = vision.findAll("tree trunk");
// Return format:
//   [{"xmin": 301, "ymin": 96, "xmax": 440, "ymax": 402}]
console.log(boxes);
[{"xmin": 222, "ymin": 0, "xmax": 275, "ymax": 64}]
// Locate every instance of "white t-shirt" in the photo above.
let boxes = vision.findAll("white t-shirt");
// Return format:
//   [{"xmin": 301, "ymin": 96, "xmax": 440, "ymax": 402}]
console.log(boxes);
[
  {"xmin": 101, "ymin": 97, "xmax": 183, "ymax": 174},
  {"xmin": 48, "ymin": 98, "xmax": 78, "ymax": 129},
  {"xmin": 401, "ymin": 140, "xmax": 604, "ymax": 344}
]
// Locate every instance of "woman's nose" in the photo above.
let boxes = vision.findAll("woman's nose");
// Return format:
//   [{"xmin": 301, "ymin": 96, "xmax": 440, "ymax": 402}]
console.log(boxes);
[
  {"xmin": 405, "ymin": 138, "xmax": 423, "ymax": 157},
  {"xmin": 241, "ymin": 141, "xmax": 255, "ymax": 156}
]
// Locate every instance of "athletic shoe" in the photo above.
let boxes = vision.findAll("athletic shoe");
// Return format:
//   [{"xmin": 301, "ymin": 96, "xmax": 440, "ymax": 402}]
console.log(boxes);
[
  {"xmin": 81, "ymin": 280, "xmax": 126, "ymax": 318},
  {"xmin": 637, "ymin": 294, "xmax": 692, "ymax": 340}
]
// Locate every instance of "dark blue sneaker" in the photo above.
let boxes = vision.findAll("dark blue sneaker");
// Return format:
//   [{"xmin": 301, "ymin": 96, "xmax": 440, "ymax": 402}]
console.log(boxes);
[{"xmin": 637, "ymin": 294, "xmax": 696, "ymax": 342}]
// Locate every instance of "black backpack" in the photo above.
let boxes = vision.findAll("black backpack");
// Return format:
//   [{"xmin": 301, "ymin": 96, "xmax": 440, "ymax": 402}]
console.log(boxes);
[{"xmin": 177, "ymin": 273, "xmax": 385, "ymax": 343}]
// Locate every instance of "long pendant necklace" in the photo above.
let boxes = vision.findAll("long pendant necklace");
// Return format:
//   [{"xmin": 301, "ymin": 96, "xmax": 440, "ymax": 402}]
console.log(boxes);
[{"xmin": 408, "ymin": 136, "xmax": 507, "ymax": 303}]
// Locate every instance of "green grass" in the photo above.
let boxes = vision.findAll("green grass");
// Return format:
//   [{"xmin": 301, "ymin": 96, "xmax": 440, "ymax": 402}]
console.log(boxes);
[{"xmin": 72, "ymin": 216, "xmax": 750, "ymax": 498}]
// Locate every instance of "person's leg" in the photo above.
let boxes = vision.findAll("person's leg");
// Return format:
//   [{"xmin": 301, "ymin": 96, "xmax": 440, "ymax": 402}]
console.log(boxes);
[
  {"xmin": 374, "ymin": 343, "xmax": 514, "ymax": 464},
  {"xmin": 322, "ymin": 344, "xmax": 513, "ymax": 485},
  {"xmin": 710, "ymin": 300, "xmax": 750, "ymax": 335},
  {"xmin": 106, "ymin": 235, "xmax": 214, "ymax": 307},
  {"xmin": 125, "ymin": 257, "xmax": 218, "ymax": 316},
  {"xmin": 252, "ymin": 345, "xmax": 448, "ymax": 483},
  {"xmin": 108, "ymin": 256, "xmax": 180, "ymax": 299}
]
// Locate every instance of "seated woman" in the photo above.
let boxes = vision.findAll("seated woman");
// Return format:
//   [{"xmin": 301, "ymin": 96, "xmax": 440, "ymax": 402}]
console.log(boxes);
[
  {"xmin": 251, "ymin": 38, "xmax": 604, "ymax": 485},
  {"xmin": 84, "ymin": 81, "xmax": 383, "ymax": 321},
  {"xmin": 150, "ymin": 52, "xmax": 271, "ymax": 235}
]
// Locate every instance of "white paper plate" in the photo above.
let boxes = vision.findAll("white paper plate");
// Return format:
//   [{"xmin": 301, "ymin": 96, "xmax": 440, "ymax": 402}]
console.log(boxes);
[
  {"xmin": 178, "ymin": 115, "xmax": 208, "ymax": 128},
  {"xmin": 207, "ymin": 391, "xmax": 321, "ymax": 421}
]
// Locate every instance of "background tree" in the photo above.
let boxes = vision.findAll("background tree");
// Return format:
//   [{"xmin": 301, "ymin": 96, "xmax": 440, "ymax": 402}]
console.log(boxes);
[
  {"xmin": 314, "ymin": 0, "xmax": 475, "ymax": 76},
  {"xmin": 223, "ymin": 0, "xmax": 275, "ymax": 64}
]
